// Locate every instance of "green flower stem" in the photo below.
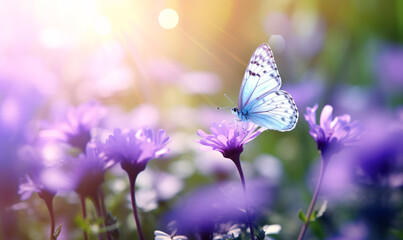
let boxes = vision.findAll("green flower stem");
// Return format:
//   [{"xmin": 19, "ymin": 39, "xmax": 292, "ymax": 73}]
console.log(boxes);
[
  {"xmin": 233, "ymin": 155, "xmax": 255, "ymax": 240},
  {"xmin": 128, "ymin": 173, "xmax": 145, "ymax": 240},
  {"xmin": 297, "ymin": 153, "xmax": 328, "ymax": 240}
]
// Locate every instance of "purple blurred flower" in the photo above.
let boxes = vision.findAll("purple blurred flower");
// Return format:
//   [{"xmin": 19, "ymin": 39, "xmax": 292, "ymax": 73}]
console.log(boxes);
[
  {"xmin": 40, "ymin": 101, "xmax": 107, "ymax": 152},
  {"xmin": 196, "ymin": 121, "xmax": 263, "ymax": 160},
  {"xmin": 146, "ymin": 58, "xmax": 185, "ymax": 83},
  {"xmin": 165, "ymin": 180, "xmax": 270, "ymax": 238},
  {"xmin": 350, "ymin": 110, "xmax": 403, "ymax": 185},
  {"xmin": 0, "ymin": 141, "xmax": 21, "ymax": 210},
  {"xmin": 376, "ymin": 44, "xmax": 403, "ymax": 88},
  {"xmin": 102, "ymin": 128, "xmax": 170, "ymax": 175},
  {"xmin": 102, "ymin": 127, "xmax": 169, "ymax": 240},
  {"xmin": 327, "ymin": 221, "xmax": 368, "ymax": 240},
  {"xmin": 27, "ymin": 143, "xmax": 107, "ymax": 199},
  {"xmin": 308, "ymin": 151, "xmax": 356, "ymax": 202},
  {"xmin": 179, "ymin": 71, "xmax": 222, "ymax": 95},
  {"xmin": 104, "ymin": 104, "xmax": 160, "ymax": 131},
  {"xmin": 17, "ymin": 146, "xmax": 59, "ymax": 240},
  {"xmin": 71, "ymin": 143, "xmax": 107, "ymax": 199},
  {"xmin": 18, "ymin": 146, "xmax": 56, "ymax": 201},
  {"xmin": 304, "ymin": 104, "xmax": 362, "ymax": 156},
  {"xmin": 0, "ymin": 84, "xmax": 43, "ymax": 210},
  {"xmin": 283, "ymin": 76, "xmax": 325, "ymax": 110},
  {"xmin": 356, "ymin": 131, "xmax": 402, "ymax": 185}
]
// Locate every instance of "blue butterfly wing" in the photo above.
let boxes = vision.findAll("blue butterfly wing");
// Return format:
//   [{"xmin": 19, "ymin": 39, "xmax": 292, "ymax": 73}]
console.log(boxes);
[
  {"xmin": 238, "ymin": 43, "xmax": 298, "ymax": 131},
  {"xmin": 244, "ymin": 90, "xmax": 298, "ymax": 131},
  {"xmin": 238, "ymin": 43, "xmax": 281, "ymax": 108}
]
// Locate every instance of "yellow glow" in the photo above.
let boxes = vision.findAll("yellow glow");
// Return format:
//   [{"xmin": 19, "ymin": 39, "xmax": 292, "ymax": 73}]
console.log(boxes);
[{"xmin": 158, "ymin": 8, "xmax": 179, "ymax": 30}]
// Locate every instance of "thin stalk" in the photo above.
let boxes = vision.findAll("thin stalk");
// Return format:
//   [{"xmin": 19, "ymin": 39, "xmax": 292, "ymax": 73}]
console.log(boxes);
[
  {"xmin": 128, "ymin": 173, "xmax": 145, "ymax": 240},
  {"xmin": 44, "ymin": 197, "xmax": 55, "ymax": 240},
  {"xmin": 91, "ymin": 194, "xmax": 103, "ymax": 240},
  {"xmin": 80, "ymin": 196, "xmax": 88, "ymax": 240},
  {"xmin": 99, "ymin": 190, "xmax": 113, "ymax": 240},
  {"xmin": 38, "ymin": 190, "xmax": 56, "ymax": 240},
  {"xmin": 0, "ymin": 208, "xmax": 17, "ymax": 239},
  {"xmin": 297, "ymin": 154, "xmax": 328, "ymax": 240},
  {"xmin": 234, "ymin": 156, "xmax": 255, "ymax": 240}
]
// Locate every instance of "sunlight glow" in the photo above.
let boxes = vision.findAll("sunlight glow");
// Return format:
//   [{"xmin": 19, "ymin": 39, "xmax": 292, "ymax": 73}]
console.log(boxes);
[
  {"xmin": 94, "ymin": 16, "xmax": 112, "ymax": 35},
  {"xmin": 158, "ymin": 8, "xmax": 179, "ymax": 29},
  {"xmin": 40, "ymin": 28, "xmax": 67, "ymax": 48}
]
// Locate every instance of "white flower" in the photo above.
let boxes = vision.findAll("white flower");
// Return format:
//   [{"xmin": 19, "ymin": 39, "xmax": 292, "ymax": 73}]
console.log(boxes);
[{"xmin": 154, "ymin": 230, "xmax": 188, "ymax": 240}]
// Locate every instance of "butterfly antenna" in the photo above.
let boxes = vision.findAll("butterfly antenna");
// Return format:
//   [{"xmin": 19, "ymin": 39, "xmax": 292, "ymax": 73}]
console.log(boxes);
[
  {"xmin": 224, "ymin": 94, "xmax": 235, "ymax": 105},
  {"xmin": 217, "ymin": 94, "xmax": 235, "ymax": 110}
]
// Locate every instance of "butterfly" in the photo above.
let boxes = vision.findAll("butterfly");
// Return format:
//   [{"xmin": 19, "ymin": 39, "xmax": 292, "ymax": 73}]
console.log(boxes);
[{"xmin": 232, "ymin": 43, "xmax": 298, "ymax": 131}]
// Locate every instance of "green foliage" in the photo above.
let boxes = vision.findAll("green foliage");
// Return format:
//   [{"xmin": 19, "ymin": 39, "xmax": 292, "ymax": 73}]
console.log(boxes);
[
  {"xmin": 52, "ymin": 224, "xmax": 63, "ymax": 240},
  {"xmin": 298, "ymin": 209, "xmax": 308, "ymax": 223},
  {"xmin": 310, "ymin": 221, "xmax": 326, "ymax": 240},
  {"xmin": 298, "ymin": 201, "xmax": 328, "ymax": 224},
  {"xmin": 391, "ymin": 228, "xmax": 403, "ymax": 239},
  {"xmin": 74, "ymin": 214, "xmax": 105, "ymax": 236}
]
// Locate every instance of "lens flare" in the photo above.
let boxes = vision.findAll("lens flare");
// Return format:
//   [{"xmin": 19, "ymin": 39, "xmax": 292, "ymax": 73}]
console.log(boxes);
[{"xmin": 158, "ymin": 8, "xmax": 179, "ymax": 30}]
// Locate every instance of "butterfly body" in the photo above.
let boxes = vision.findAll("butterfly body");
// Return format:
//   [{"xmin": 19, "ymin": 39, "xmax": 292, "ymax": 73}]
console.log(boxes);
[
  {"xmin": 234, "ymin": 43, "xmax": 298, "ymax": 131},
  {"xmin": 231, "ymin": 107, "xmax": 248, "ymax": 121}
]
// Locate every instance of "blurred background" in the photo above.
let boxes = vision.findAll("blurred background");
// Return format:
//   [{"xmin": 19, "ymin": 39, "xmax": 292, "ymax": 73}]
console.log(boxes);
[{"xmin": 0, "ymin": 0, "xmax": 402, "ymax": 239}]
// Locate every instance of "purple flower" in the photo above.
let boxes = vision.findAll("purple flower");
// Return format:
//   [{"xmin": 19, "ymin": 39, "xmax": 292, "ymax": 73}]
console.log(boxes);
[
  {"xmin": 165, "ymin": 180, "xmax": 270, "ymax": 238},
  {"xmin": 18, "ymin": 146, "xmax": 56, "ymax": 201},
  {"xmin": 196, "ymin": 121, "xmax": 263, "ymax": 160},
  {"xmin": 102, "ymin": 128, "xmax": 170, "ymax": 175},
  {"xmin": 17, "ymin": 146, "xmax": 59, "ymax": 240},
  {"xmin": 196, "ymin": 121, "xmax": 264, "ymax": 240},
  {"xmin": 350, "ymin": 111, "xmax": 403, "ymax": 185},
  {"xmin": 102, "ymin": 127, "xmax": 169, "ymax": 240},
  {"xmin": 72, "ymin": 143, "xmax": 107, "ymax": 199},
  {"xmin": 375, "ymin": 44, "xmax": 403, "ymax": 88},
  {"xmin": 40, "ymin": 101, "xmax": 107, "ymax": 152},
  {"xmin": 29, "ymin": 143, "xmax": 107, "ymax": 198},
  {"xmin": 304, "ymin": 104, "xmax": 362, "ymax": 156}
]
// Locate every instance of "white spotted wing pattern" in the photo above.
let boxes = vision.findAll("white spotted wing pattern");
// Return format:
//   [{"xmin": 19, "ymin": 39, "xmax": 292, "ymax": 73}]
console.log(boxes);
[{"xmin": 233, "ymin": 43, "xmax": 298, "ymax": 131}]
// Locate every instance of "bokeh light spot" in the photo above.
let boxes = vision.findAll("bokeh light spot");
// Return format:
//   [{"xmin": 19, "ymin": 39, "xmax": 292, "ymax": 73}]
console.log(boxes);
[
  {"xmin": 40, "ymin": 28, "xmax": 67, "ymax": 48},
  {"xmin": 268, "ymin": 35, "xmax": 286, "ymax": 53},
  {"xmin": 158, "ymin": 8, "xmax": 179, "ymax": 30}
]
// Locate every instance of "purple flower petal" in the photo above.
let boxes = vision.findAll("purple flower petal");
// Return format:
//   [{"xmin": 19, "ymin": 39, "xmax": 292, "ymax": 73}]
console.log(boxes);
[
  {"xmin": 196, "ymin": 121, "xmax": 263, "ymax": 160},
  {"xmin": 102, "ymin": 127, "xmax": 170, "ymax": 175},
  {"xmin": 305, "ymin": 104, "xmax": 362, "ymax": 155}
]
